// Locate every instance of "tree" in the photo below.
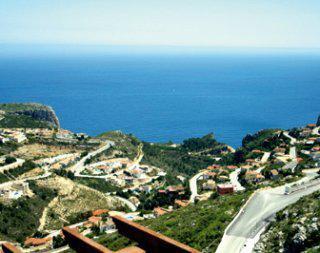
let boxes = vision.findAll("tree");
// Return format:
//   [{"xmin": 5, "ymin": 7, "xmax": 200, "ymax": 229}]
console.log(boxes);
[
  {"xmin": 53, "ymin": 235, "xmax": 67, "ymax": 248},
  {"xmin": 182, "ymin": 133, "xmax": 217, "ymax": 152},
  {"xmin": 91, "ymin": 224, "xmax": 101, "ymax": 235},
  {"xmin": 5, "ymin": 156, "xmax": 16, "ymax": 164},
  {"xmin": 234, "ymin": 149, "xmax": 246, "ymax": 164}
]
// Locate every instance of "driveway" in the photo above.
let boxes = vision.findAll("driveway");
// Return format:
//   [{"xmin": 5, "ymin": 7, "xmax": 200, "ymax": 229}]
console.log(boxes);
[
  {"xmin": 189, "ymin": 171, "xmax": 206, "ymax": 203},
  {"xmin": 229, "ymin": 169, "xmax": 245, "ymax": 191}
]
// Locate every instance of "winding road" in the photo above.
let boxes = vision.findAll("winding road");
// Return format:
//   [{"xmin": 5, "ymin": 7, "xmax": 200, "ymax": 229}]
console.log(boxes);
[
  {"xmin": 216, "ymin": 172, "xmax": 320, "ymax": 253},
  {"xmin": 189, "ymin": 171, "xmax": 206, "ymax": 203},
  {"xmin": 283, "ymin": 131, "xmax": 297, "ymax": 145},
  {"xmin": 114, "ymin": 196, "xmax": 137, "ymax": 211},
  {"xmin": 71, "ymin": 141, "xmax": 114, "ymax": 175}
]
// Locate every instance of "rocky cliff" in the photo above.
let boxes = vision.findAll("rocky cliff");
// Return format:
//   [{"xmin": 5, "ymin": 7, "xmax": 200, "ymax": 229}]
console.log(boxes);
[
  {"xmin": 15, "ymin": 105, "xmax": 60, "ymax": 128},
  {"xmin": 0, "ymin": 103, "xmax": 60, "ymax": 128}
]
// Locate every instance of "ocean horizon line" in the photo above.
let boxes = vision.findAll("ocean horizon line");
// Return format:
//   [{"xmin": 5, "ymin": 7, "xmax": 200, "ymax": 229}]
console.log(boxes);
[{"xmin": 1, "ymin": 43, "xmax": 320, "ymax": 57}]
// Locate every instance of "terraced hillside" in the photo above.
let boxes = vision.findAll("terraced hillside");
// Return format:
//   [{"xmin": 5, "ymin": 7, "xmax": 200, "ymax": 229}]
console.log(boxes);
[{"xmin": 35, "ymin": 176, "xmax": 125, "ymax": 231}]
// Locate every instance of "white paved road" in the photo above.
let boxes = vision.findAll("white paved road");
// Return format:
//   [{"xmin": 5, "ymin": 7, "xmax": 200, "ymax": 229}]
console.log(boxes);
[
  {"xmin": 71, "ymin": 141, "xmax": 114, "ymax": 175},
  {"xmin": 114, "ymin": 196, "xmax": 137, "ymax": 211},
  {"xmin": 260, "ymin": 152, "xmax": 270, "ymax": 164},
  {"xmin": 289, "ymin": 146, "xmax": 297, "ymax": 159},
  {"xmin": 312, "ymin": 126, "xmax": 320, "ymax": 136},
  {"xmin": 283, "ymin": 131, "xmax": 297, "ymax": 145},
  {"xmin": 189, "ymin": 171, "xmax": 206, "ymax": 203},
  {"xmin": 217, "ymin": 174, "xmax": 320, "ymax": 253},
  {"xmin": 229, "ymin": 169, "xmax": 245, "ymax": 191}
]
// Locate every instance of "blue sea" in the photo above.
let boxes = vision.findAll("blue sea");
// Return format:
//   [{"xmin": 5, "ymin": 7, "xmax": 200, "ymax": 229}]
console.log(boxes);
[{"xmin": 0, "ymin": 46, "xmax": 319, "ymax": 147}]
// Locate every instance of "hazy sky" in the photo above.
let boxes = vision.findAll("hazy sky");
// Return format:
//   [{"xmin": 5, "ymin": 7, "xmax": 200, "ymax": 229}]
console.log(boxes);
[{"xmin": 1, "ymin": 0, "xmax": 320, "ymax": 48}]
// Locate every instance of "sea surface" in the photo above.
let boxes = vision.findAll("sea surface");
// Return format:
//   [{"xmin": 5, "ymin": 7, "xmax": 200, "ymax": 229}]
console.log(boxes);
[{"xmin": 0, "ymin": 47, "xmax": 319, "ymax": 147}]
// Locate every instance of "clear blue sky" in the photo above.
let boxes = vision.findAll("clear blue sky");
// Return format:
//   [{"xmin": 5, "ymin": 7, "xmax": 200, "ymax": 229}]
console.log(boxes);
[{"xmin": 1, "ymin": 0, "xmax": 320, "ymax": 48}]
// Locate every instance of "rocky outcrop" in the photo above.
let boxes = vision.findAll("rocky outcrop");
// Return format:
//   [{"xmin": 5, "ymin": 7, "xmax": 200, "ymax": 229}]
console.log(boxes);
[
  {"xmin": 15, "ymin": 105, "xmax": 60, "ymax": 128},
  {"xmin": 317, "ymin": 115, "xmax": 320, "ymax": 126},
  {"xmin": 0, "ymin": 103, "xmax": 60, "ymax": 128}
]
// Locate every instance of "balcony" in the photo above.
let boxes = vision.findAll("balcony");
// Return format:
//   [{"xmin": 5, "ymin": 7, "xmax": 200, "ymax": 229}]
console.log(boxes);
[{"xmin": 1, "ymin": 215, "xmax": 199, "ymax": 253}]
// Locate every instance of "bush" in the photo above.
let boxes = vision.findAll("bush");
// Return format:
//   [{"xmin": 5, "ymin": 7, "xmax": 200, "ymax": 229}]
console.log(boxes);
[
  {"xmin": 181, "ymin": 133, "xmax": 217, "ymax": 152},
  {"xmin": 5, "ymin": 156, "xmax": 17, "ymax": 164},
  {"xmin": 54, "ymin": 169, "xmax": 75, "ymax": 180},
  {"xmin": 5, "ymin": 160, "xmax": 36, "ymax": 178},
  {"xmin": 0, "ymin": 184, "xmax": 57, "ymax": 243},
  {"xmin": 53, "ymin": 235, "xmax": 67, "ymax": 248}
]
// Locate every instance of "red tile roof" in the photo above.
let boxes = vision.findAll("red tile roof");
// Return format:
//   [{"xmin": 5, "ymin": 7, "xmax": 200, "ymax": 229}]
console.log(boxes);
[
  {"xmin": 88, "ymin": 216, "xmax": 102, "ymax": 225},
  {"xmin": 153, "ymin": 207, "xmax": 168, "ymax": 216},
  {"xmin": 24, "ymin": 237, "xmax": 52, "ymax": 247},
  {"xmin": 92, "ymin": 209, "xmax": 109, "ymax": 216},
  {"xmin": 226, "ymin": 165, "xmax": 238, "ymax": 170},
  {"xmin": 174, "ymin": 199, "xmax": 190, "ymax": 207}
]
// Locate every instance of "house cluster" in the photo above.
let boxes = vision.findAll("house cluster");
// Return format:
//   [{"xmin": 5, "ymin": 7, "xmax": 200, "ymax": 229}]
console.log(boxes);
[
  {"xmin": 199, "ymin": 164, "xmax": 238, "ymax": 191},
  {"xmin": 158, "ymin": 184, "xmax": 185, "ymax": 194},
  {"xmin": 105, "ymin": 161, "xmax": 164, "ymax": 189},
  {"xmin": 84, "ymin": 158, "xmax": 127, "ymax": 175},
  {"xmin": 82, "ymin": 209, "xmax": 117, "ymax": 232},
  {"xmin": 244, "ymin": 170, "xmax": 265, "ymax": 183},
  {"xmin": 240, "ymin": 156, "xmax": 290, "ymax": 185},
  {"xmin": 50, "ymin": 155, "xmax": 79, "ymax": 170},
  {"xmin": 299, "ymin": 124, "xmax": 319, "ymax": 138},
  {"xmin": 0, "ymin": 129, "xmax": 27, "ymax": 143},
  {"xmin": 55, "ymin": 129, "xmax": 91, "ymax": 143},
  {"xmin": 0, "ymin": 182, "xmax": 30, "ymax": 201},
  {"xmin": 291, "ymin": 124, "xmax": 320, "ymax": 144},
  {"xmin": 146, "ymin": 185, "xmax": 191, "ymax": 216},
  {"xmin": 55, "ymin": 129, "xmax": 77, "ymax": 143},
  {"xmin": 36, "ymin": 153, "xmax": 79, "ymax": 169},
  {"xmin": 300, "ymin": 136, "xmax": 320, "ymax": 167},
  {"xmin": 23, "ymin": 209, "xmax": 117, "ymax": 251},
  {"xmin": 24, "ymin": 236, "xmax": 52, "ymax": 250},
  {"xmin": 153, "ymin": 198, "xmax": 190, "ymax": 217}
]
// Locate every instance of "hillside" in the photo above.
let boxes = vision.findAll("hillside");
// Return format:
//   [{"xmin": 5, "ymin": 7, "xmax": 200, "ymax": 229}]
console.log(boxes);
[
  {"xmin": 142, "ymin": 133, "xmax": 230, "ymax": 183},
  {"xmin": 95, "ymin": 191, "xmax": 251, "ymax": 252},
  {"xmin": 0, "ymin": 103, "xmax": 59, "ymax": 128},
  {"xmin": 35, "ymin": 176, "xmax": 125, "ymax": 231},
  {"xmin": 97, "ymin": 130, "xmax": 141, "ymax": 160},
  {"xmin": 254, "ymin": 190, "xmax": 320, "ymax": 253},
  {"xmin": 0, "ymin": 182, "xmax": 57, "ymax": 243}
]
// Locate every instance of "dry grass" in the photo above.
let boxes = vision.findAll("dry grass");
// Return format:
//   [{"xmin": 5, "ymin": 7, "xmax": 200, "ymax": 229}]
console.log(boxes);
[
  {"xmin": 35, "ymin": 176, "xmax": 124, "ymax": 230},
  {"xmin": 17, "ymin": 167, "xmax": 43, "ymax": 179},
  {"xmin": 11, "ymin": 143, "xmax": 78, "ymax": 160}
]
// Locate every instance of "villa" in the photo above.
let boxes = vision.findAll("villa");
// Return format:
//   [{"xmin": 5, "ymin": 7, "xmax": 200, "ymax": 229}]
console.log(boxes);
[
  {"xmin": 217, "ymin": 184, "xmax": 234, "ymax": 195},
  {"xmin": 245, "ymin": 170, "xmax": 265, "ymax": 183}
]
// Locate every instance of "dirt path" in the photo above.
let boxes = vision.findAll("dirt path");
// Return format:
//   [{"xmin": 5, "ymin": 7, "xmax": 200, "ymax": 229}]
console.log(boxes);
[
  {"xmin": 133, "ymin": 143, "xmax": 144, "ymax": 164},
  {"xmin": 38, "ymin": 196, "xmax": 59, "ymax": 231}
]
